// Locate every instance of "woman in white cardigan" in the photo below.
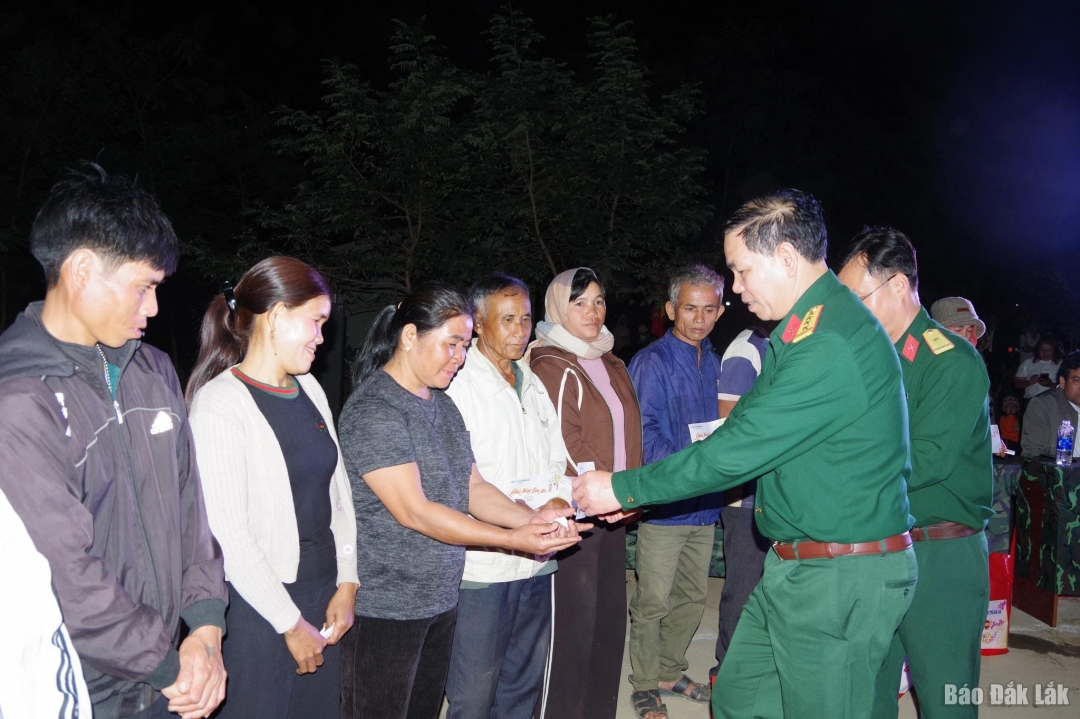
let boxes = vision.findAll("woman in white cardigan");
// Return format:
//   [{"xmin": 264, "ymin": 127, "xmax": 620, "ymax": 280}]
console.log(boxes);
[{"xmin": 186, "ymin": 256, "xmax": 357, "ymax": 719}]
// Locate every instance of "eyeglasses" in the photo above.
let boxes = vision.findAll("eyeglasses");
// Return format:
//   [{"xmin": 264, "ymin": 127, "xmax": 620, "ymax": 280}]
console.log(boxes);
[{"xmin": 858, "ymin": 274, "xmax": 899, "ymax": 301}]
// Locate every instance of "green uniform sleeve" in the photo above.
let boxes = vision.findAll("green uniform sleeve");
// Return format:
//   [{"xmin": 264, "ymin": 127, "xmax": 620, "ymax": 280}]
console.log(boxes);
[
  {"xmin": 907, "ymin": 353, "xmax": 990, "ymax": 491},
  {"xmin": 612, "ymin": 332, "xmax": 867, "ymax": 508}
]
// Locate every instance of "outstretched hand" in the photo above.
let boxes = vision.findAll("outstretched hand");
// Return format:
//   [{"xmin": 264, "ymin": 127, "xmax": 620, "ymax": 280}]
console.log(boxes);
[
  {"xmin": 507, "ymin": 517, "xmax": 582, "ymax": 554},
  {"xmin": 572, "ymin": 470, "xmax": 622, "ymax": 516},
  {"xmin": 598, "ymin": 508, "xmax": 643, "ymax": 524}
]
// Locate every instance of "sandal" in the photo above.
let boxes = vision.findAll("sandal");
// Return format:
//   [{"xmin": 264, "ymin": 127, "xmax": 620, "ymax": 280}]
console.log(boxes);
[
  {"xmin": 631, "ymin": 689, "xmax": 669, "ymax": 719},
  {"xmin": 659, "ymin": 674, "xmax": 711, "ymax": 703}
]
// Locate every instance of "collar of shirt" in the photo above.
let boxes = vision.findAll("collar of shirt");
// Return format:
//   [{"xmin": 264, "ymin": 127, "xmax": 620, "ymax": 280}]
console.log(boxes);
[
  {"xmin": 893, "ymin": 306, "xmax": 933, "ymax": 362},
  {"xmin": 769, "ymin": 270, "xmax": 839, "ymax": 347},
  {"xmin": 659, "ymin": 327, "xmax": 714, "ymax": 358},
  {"xmin": 464, "ymin": 348, "xmax": 532, "ymax": 397}
]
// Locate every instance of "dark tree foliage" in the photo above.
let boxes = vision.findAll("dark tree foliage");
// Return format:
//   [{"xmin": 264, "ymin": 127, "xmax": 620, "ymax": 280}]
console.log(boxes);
[{"xmin": 259, "ymin": 8, "xmax": 712, "ymax": 309}]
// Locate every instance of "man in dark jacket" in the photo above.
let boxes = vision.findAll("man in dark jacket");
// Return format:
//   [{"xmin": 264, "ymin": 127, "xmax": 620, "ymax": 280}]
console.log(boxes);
[
  {"xmin": 1021, "ymin": 351, "xmax": 1080, "ymax": 458},
  {"xmin": 0, "ymin": 166, "xmax": 228, "ymax": 719}
]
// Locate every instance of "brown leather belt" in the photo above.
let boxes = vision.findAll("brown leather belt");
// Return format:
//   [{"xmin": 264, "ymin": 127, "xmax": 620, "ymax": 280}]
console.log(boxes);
[
  {"xmin": 909, "ymin": 521, "xmax": 980, "ymax": 542},
  {"xmin": 772, "ymin": 532, "xmax": 912, "ymax": 560}
]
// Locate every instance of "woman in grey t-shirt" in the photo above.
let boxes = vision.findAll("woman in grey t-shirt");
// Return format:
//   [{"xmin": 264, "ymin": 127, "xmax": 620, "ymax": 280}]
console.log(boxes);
[{"xmin": 337, "ymin": 283, "xmax": 587, "ymax": 719}]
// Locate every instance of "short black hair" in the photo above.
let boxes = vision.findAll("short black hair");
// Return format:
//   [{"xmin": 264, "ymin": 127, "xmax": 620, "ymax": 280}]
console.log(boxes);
[
  {"xmin": 30, "ymin": 163, "xmax": 179, "ymax": 287},
  {"xmin": 841, "ymin": 225, "xmax": 919, "ymax": 290},
  {"xmin": 468, "ymin": 272, "xmax": 530, "ymax": 318},
  {"xmin": 1055, "ymin": 349, "xmax": 1078, "ymax": 382},
  {"xmin": 722, "ymin": 188, "xmax": 827, "ymax": 262},
  {"xmin": 569, "ymin": 267, "xmax": 602, "ymax": 302}
]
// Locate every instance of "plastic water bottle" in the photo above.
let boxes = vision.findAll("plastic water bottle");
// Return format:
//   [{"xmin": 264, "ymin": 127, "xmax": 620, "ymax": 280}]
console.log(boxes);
[{"xmin": 1057, "ymin": 420, "xmax": 1075, "ymax": 467}]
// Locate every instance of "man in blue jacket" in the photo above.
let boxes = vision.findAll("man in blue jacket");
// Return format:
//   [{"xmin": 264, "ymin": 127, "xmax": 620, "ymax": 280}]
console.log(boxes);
[{"xmin": 626, "ymin": 264, "xmax": 726, "ymax": 719}]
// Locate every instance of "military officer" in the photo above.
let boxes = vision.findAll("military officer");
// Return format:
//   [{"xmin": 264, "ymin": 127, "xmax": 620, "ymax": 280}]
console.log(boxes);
[
  {"xmin": 574, "ymin": 189, "xmax": 918, "ymax": 719},
  {"xmin": 838, "ymin": 226, "xmax": 992, "ymax": 719}
]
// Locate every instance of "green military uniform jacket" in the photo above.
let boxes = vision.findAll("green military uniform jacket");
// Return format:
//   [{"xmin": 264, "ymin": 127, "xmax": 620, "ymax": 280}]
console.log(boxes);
[
  {"xmin": 612, "ymin": 271, "xmax": 915, "ymax": 544},
  {"xmin": 894, "ymin": 307, "xmax": 993, "ymax": 529}
]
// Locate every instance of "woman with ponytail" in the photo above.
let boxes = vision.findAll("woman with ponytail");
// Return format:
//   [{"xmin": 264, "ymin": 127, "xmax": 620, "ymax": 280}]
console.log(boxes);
[
  {"xmin": 336, "ymin": 283, "xmax": 588, "ymax": 719},
  {"xmin": 186, "ymin": 256, "xmax": 358, "ymax": 719}
]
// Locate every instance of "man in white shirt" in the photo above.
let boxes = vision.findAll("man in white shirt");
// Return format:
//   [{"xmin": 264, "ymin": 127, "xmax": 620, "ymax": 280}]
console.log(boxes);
[{"xmin": 444, "ymin": 273, "xmax": 569, "ymax": 719}]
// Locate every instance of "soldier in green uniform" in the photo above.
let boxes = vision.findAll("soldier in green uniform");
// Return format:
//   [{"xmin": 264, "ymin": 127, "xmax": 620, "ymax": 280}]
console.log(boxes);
[
  {"xmin": 837, "ymin": 227, "xmax": 992, "ymax": 719},
  {"xmin": 574, "ymin": 189, "xmax": 918, "ymax": 719}
]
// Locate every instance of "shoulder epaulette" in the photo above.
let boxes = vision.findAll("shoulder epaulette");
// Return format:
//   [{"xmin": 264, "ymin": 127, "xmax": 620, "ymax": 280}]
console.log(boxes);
[
  {"xmin": 922, "ymin": 328, "xmax": 955, "ymax": 355},
  {"xmin": 791, "ymin": 305, "xmax": 823, "ymax": 344}
]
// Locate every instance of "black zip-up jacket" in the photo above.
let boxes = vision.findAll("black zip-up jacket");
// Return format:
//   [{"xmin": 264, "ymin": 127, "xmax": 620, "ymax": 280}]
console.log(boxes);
[{"xmin": 0, "ymin": 302, "xmax": 227, "ymax": 719}]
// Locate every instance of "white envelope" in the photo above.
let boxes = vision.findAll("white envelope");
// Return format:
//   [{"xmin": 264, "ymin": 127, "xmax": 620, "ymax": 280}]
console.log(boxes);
[{"xmin": 688, "ymin": 417, "xmax": 725, "ymax": 444}]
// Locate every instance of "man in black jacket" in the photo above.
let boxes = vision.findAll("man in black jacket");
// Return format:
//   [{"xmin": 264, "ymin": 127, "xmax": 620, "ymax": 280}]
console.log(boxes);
[
  {"xmin": 1022, "ymin": 351, "xmax": 1080, "ymax": 459},
  {"xmin": 0, "ymin": 166, "xmax": 228, "ymax": 719}
]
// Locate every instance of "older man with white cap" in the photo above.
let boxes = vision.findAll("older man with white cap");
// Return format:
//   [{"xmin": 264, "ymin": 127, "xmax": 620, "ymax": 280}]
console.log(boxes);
[{"xmin": 930, "ymin": 297, "xmax": 985, "ymax": 347}]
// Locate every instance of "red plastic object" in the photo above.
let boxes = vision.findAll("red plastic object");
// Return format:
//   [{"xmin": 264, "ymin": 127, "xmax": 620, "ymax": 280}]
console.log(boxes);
[{"xmin": 982, "ymin": 531, "xmax": 1016, "ymax": 656}]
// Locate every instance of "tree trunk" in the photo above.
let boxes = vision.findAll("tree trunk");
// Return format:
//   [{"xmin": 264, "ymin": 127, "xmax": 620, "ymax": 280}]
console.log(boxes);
[{"xmin": 524, "ymin": 129, "xmax": 557, "ymax": 276}]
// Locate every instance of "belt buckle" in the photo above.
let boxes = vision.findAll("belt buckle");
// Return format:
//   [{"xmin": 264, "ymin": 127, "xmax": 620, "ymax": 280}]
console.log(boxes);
[{"xmin": 772, "ymin": 540, "xmax": 786, "ymax": 560}]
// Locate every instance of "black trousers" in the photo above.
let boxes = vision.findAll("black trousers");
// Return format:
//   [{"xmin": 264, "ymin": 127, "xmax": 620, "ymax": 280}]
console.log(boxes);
[
  {"xmin": 340, "ymin": 607, "xmax": 458, "ymax": 719},
  {"xmin": 216, "ymin": 539, "xmax": 340, "ymax": 719},
  {"xmin": 536, "ymin": 522, "xmax": 627, "ymax": 719},
  {"xmin": 714, "ymin": 506, "xmax": 770, "ymax": 667}
]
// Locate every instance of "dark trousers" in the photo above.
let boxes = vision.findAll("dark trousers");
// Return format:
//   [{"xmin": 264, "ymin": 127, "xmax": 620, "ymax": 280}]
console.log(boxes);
[
  {"xmin": 128, "ymin": 696, "xmax": 172, "ymax": 719},
  {"xmin": 536, "ymin": 522, "xmax": 626, "ymax": 719},
  {"xmin": 215, "ymin": 554, "xmax": 341, "ymax": 719},
  {"xmin": 715, "ymin": 506, "xmax": 769, "ymax": 667},
  {"xmin": 340, "ymin": 607, "xmax": 458, "ymax": 719},
  {"xmin": 445, "ymin": 574, "xmax": 552, "ymax": 719}
]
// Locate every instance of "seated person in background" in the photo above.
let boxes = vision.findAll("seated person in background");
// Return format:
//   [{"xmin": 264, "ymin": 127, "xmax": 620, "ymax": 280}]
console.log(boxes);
[
  {"xmin": 1021, "ymin": 351, "xmax": 1080, "ymax": 458},
  {"xmin": 999, "ymin": 395, "xmax": 1021, "ymax": 451},
  {"xmin": 1015, "ymin": 337, "xmax": 1062, "ymax": 402}
]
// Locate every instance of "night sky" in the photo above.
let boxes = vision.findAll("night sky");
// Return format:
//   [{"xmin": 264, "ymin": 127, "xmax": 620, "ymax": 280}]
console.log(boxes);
[
  {"xmin": 6, "ymin": 0, "xmax": 1080, "ymax": 352},
  {"xmin": 158, "ymin": 1, "xmax": 1080, "ymax": 251}
]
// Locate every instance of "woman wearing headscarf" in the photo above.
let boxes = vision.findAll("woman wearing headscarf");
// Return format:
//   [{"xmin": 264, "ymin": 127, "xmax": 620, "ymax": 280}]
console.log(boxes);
[{"xmin": 529, "ymin": 267, "xmax": 644, "ymax": 719}]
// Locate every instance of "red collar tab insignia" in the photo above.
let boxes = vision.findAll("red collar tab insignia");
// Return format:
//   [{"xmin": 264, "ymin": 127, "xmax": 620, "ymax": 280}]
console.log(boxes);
[
  {"xmin": 902, "ymin": 334, "xmax": 920, "ymax": 363},
  {"xmin": 922, "ymin": 328, "xmax": 955, "ymax": 355},
  {"xmin": 792, "ymin": 305, "xmax": 824, "ymax": 344},
  {"xmin": 780, "ymin": 314, "xmax": 801, "ymax": 343}
]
